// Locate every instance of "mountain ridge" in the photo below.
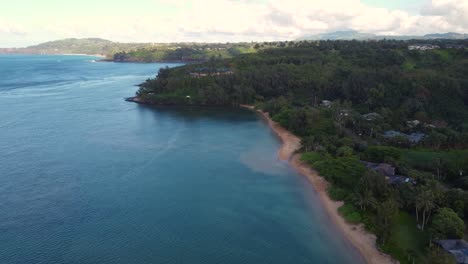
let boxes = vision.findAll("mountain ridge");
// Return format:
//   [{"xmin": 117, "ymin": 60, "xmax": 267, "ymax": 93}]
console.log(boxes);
[{"xmin": 298, "ymin": 30, "xmax": 468, "ymax": 40}]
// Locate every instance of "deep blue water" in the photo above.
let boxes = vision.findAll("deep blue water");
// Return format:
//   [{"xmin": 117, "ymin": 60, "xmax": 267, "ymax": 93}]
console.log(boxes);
[{"xmin": 0, "ymin": 55, "xmax": 363, "ymax": 264}]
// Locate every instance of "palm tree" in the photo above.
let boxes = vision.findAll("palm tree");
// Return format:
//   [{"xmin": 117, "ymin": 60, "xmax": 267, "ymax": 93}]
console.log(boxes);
[
  {"xmin": 415, "ymin": 188, "xmax": 435, "ymax": 230},
  {"xmin": 353, "ymin": 189, "xmax": 377, "ymax": 211}
]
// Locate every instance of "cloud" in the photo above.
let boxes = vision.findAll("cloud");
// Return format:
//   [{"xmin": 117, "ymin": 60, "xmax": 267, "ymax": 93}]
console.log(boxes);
[
  {"xmin": 4, "ymin": 0, "xmax": 468, "ymax": 46},
  {"xmin": 0, "ymin": 19, "xmax": 27, "ymax": 35},
  {"xmin": 169, "ymin": 0, "xmax": 468, "ymax": 40},
  {"xmin": 421, "ymin": 0, "xmax": 468, "ymax": 32}
]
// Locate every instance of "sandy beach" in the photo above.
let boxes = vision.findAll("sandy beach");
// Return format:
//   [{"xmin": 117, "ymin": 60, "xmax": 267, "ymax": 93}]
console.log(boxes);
[{"xmin": 241, "ymin": 105, "xmax": 396, "ymax": 264}]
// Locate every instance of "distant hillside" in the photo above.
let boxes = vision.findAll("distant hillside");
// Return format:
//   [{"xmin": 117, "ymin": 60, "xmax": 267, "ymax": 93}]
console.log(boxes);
[
  {"xmin": 29, "ymin": 38, "xmax": 114, "ymax": 54},
  {"xmin": 300, "ymin": 30, "xmax": 378, "ymax": 40},
  {"xmin": 299, "ymin": 30, "xmax": 468, "ymax": 40},
  {"xmin": 0, "ymin": 38, "xmax": 258, "ymax": 62},
  {"xmin": 424, "ymin": 32, "xmax": 468, "ymax": 39},
  {"xmin": 0, "ymin": 38, "xmax": 149, "ymax": 56},
  {"xmin": 111, "ymin": 43, "xmax": 257, "ymax": 63}
]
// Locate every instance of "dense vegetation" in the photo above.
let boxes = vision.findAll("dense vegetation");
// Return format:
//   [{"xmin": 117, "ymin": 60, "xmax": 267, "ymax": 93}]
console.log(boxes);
[
  {"xmin": 135, "ymin": 39, "xmax": 468, "ymax": 263},
  {"xmin": 112, "ymin": 43, "xmax": 258, "ymax": 62},
  {"xmin": 112, "ymin": 41, "xmax": 318, "ymax": 62}
]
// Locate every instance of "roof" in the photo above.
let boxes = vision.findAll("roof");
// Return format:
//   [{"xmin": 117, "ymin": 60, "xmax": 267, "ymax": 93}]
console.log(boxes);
[
  {"xmin": 446, "ymin": 44, "xmax": 465, "ymax": 49},
  {"xmin": 383, "ymin": 130, "xmax": 405, "ymax": 138},
  {"xmin": 194, "ymin": 67, "xmax": 232, "ymax": 72},
  {"xmin": 407, "ymin": 133, "xmax": 426, "ymax": 143},
  {"xmin": 383, "ymin": 130, "xmax": 426, "ymax": 143},
  {"xmin": 437, "ymin": 240, "xmax": 468, "ymax": 264},
  {"xmin": 406, "ymin": 120, "xmax": 421, "ymax": 127},
  {"xmin": 363, "ymin": 112, "xmax": 381, "ymax": 121},
  {"xmin": 438, "ymin": 240, "xmax": 468, "ymax": 251},
  {"xmin": 388, "ymin": 176, "xmax": 416, "ymax": 185},
  {"xmin": 362, "ymin": 161, "xmax": 396, "ymax": 177}
]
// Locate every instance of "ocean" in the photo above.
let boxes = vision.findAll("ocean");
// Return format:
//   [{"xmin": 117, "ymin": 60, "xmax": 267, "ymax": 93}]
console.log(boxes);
[{"xmin": 0, "ymin": 55, "xmax": 362, "ymax": 264}]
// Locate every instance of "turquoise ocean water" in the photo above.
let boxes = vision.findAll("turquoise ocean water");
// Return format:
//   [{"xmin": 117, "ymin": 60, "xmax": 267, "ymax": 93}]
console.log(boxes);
[{"xmin": 0, "ymin": 55, "xmax": 362, "ymax": 264}]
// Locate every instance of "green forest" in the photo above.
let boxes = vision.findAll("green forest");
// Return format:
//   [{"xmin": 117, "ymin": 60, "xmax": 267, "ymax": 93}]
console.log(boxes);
[
  {"xmin": 135, "ymin": 39, "xmax": 468, "ymax": 263},
  {"xmin": 112, "ymin": 43, "xmax": 257, "ymax": 62}
]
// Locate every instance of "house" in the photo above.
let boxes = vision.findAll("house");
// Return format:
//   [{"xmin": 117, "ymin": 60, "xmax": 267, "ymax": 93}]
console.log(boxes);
[
  {"xmin": 363, "ymin": 112, "xmax": 382, "ymax": 121},
  {"xmin": 362, "ymin": 161, "xmax": 416, "ymax": 185},
  {"xmin": 407, "ymin": 133, "xmax": 426, "ymax": 143},
  {"xmin": 406, "ymin": 120, "xmax": 421, "ymax": 128},
  {"xmin": 437, "ymin": 240, "xmax": 468, "ymax": 263},
  {"xmin": 408, "ymin": 44, "xmax": 440, "ymax": 51},
  {"xmin": 189, "ymin": 72, "xmax": 209, "ymax": 77},
  {"xmin": 424, "ymin": 123, "xmax": 437, "ymax": 129},
  {"xmin": 321, "ymin": 100, "xmax": 332, "ymax": 108},
  {"xmin": 339, "ymin": 109, "xmax": 351, "ymax": 117},
  {"xmin": 388, "ymin": 176, "xmax": 417, "ymax": 185},
  {"xmin": 189, "ymin": 68, "xmax": 234, "ymax": 78},
  {"xmin": 446, "ymin": 44, "xmax": 465, "ymax": 49},
  {"xmin": 383, "ymin": 130, "xmax": 406, "ymax": 139},
  {"xmin": 362, "ymin": 161, "xmax": 396, "ymax": 177},
  {"xmin": 383, "ymin": 130, "xmax": 425, "ymax": 143}
]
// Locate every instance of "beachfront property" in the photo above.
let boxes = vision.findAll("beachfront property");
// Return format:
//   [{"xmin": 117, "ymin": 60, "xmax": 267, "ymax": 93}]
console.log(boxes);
[
  {"xmin": 189, "ymin": 67, "xmax": 234, "ymax": 77},
  {"xmin": 362, "ymin": 161, "xmax": 416, "ymax": 185},
  {"xmin": 436, "ymin": 240, "xmax": 468, "ymax": 263},
  {"xmin": 383, "ymin": 130, "xmax": 426, "ymax": 143},
  {"xmin": 362, "ymin": 112, "xmax": 382, "ymax": 121},
  {"xmin": 362, "ymin": 161, "xmax": 395, "ymax": 177},
  {"xmin": 408, "ymin": 44, "xmax": 440, "ymax": 51}
]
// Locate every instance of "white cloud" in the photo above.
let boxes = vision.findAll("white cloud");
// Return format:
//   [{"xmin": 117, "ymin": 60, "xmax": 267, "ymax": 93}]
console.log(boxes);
[
  {"xmin": 0, "ymin": 19, "xmax": 27, "ymax": 35},
  {"xmin": 421, "ymin": 0, "xmax": 468, "ymax": 32},
  {"xmin": 161, "ymin": 0, "xmax": 468, "ymax": 41},
  {"xmin": 3, "ymin": 0, "xmax": 468, "ymax": 46}
]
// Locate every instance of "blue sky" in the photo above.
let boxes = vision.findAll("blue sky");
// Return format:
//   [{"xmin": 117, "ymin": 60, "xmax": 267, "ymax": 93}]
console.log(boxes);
[
  {"xmin": 0, "ymin": 0, "xmax": 466, "ymax": 47},
  {"xmin": 363, "ymin": 0, "xmax": 425, "ymax": 12}
]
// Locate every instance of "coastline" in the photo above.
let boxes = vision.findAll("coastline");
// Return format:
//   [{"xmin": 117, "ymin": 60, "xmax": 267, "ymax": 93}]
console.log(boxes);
[
  {"xmin": 0, "ymin": 53, "xmax": 106, "ymax": 58},
  {"xmin": 240, "ymin": 105, "xmax": 396, "ymax": 264},
  {"xmin": 59, "ymin": 53, "xmax": 106, "ymax": 57},
  {"xmin": 98, "ymin": 59, "xmax": 204, "ymax": 63}
]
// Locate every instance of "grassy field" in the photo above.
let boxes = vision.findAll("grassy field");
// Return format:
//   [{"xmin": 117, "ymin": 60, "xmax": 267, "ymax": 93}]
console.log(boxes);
[
  {"xmin": 381, "ymin": 212, "xmax": 428, "ymax": 264},
  {"xmin": 402, "ymin": 149, "xmax": 468, "ymax": 171}
]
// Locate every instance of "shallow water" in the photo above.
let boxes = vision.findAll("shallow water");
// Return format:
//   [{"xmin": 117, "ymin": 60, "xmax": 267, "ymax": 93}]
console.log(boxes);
[{"xmin": 0, "ymin": 55, "xmax": 363, "ymax": 264}]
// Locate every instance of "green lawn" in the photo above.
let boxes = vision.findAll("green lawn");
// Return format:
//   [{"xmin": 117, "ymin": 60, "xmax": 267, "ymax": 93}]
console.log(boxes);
[
  {"xmin": 381, "ymin": 212, "xmax": 428, "ymax": 264},
  {"xmin": 433, "ymin": 50, "xmax": 454, "ymax": 62},
  {"xmin": 402, "ymin": 149, "xmax": 468, "ymax": 171},
  {"xmin": 403, "ymin": 60, "xmax": 416, "ymax": 71}
]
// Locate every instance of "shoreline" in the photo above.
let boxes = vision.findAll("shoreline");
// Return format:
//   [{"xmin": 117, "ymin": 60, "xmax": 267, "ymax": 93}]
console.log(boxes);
[
  {"xmin": 0, "ymin": 53, "xmax": 106, "ymax": 58},
  {"xmin": 99, "ymin": 59, "xmax": 204, "ymax": 63},
  {"xmin": 240, "ymin": 105, "xmax": 396, "ymax": 264},
  {"xmin": 59, "ymin": 53, "xmax": 106, "ymax": 57}
]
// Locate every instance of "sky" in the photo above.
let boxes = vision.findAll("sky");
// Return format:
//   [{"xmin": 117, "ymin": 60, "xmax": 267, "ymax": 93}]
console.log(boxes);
[{"xmin": 1, "ymin": 0, "xmax": 467, "ymax": 47}]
